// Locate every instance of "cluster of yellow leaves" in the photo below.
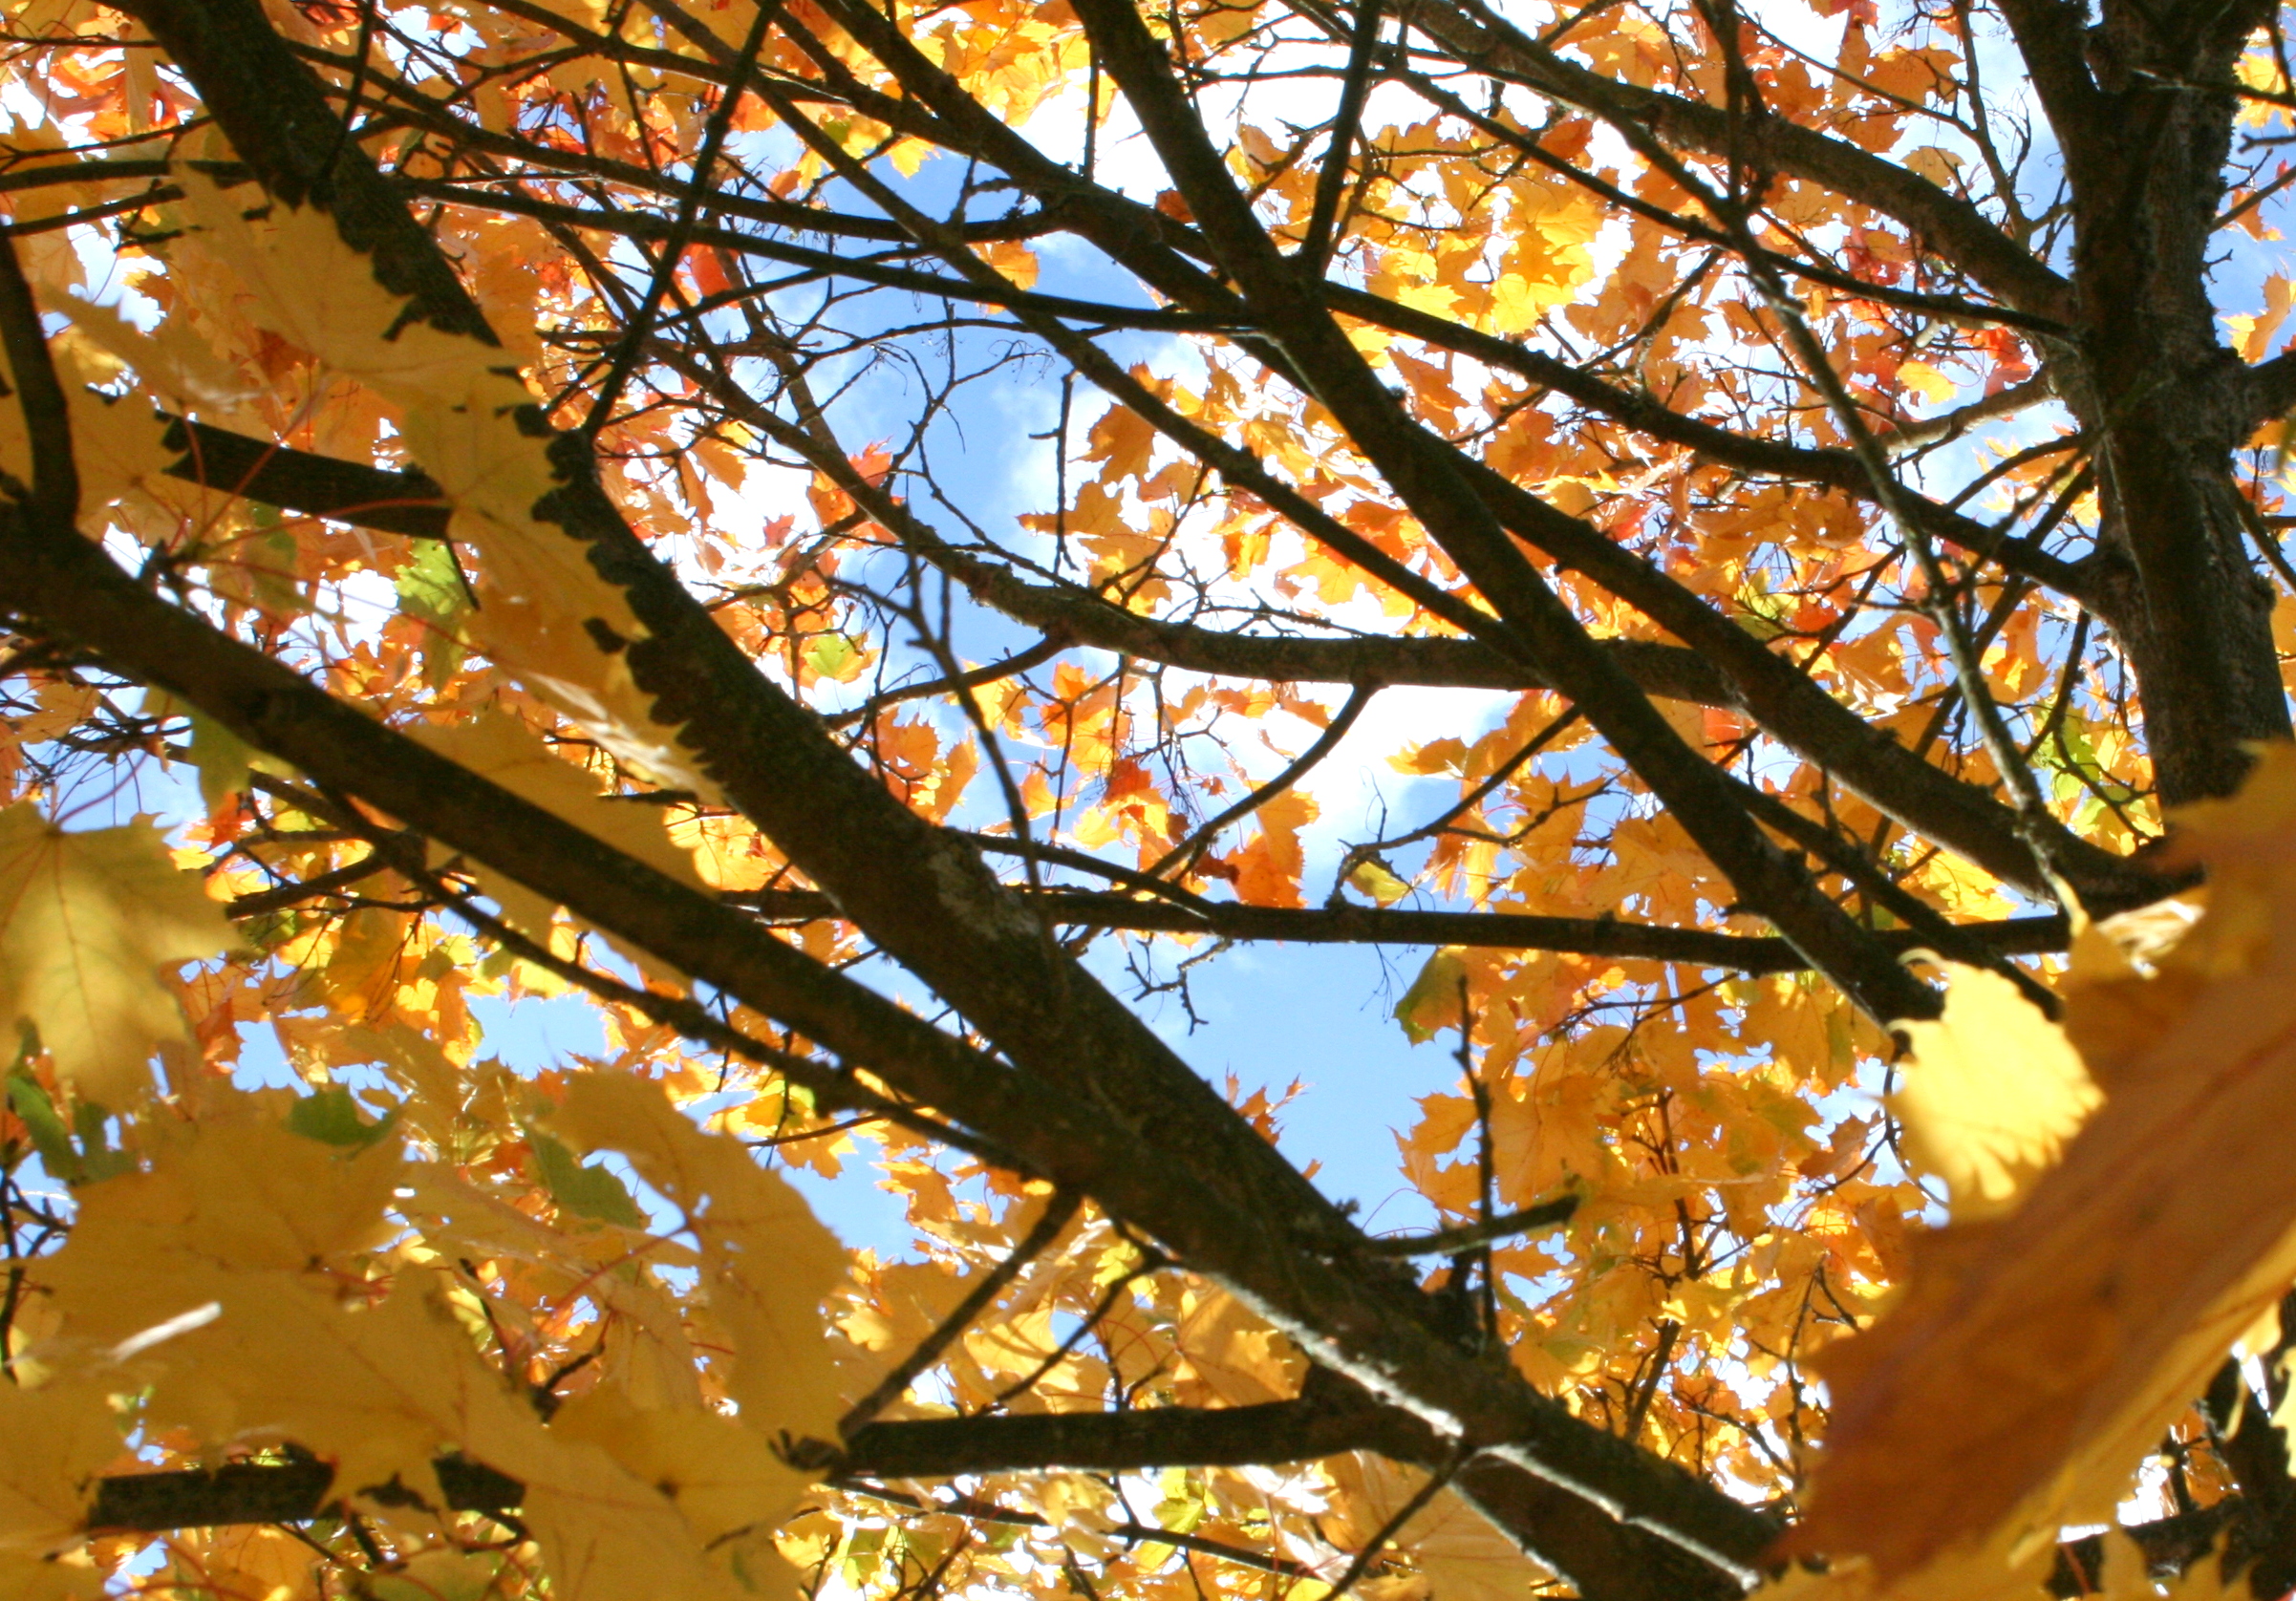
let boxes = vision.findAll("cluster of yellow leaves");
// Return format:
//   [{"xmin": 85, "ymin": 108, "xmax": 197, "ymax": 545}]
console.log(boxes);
[
  {"xmin": 826, "ymin": 1185, "xmax": 1555, "ymax": 1601},
  {"xmin": 5, "ymin": 1072, "xmax": 842, "ymax": 1601},
  {"xmin": 165, "ymin": 168, "xmax": 712, "ymax": 799}
]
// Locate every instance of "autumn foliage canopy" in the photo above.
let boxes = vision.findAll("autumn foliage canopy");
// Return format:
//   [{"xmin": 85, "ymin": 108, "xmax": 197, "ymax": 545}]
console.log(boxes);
[{"xmin": 8, "ymin": 0, "xmax": 2296, "ymax": 1595}]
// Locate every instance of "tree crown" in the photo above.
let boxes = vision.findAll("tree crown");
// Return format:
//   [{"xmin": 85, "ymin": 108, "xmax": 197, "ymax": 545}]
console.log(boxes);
[{"xmin": 3, "ymin": 0, "xmax": 2296, "ymax": 1596}]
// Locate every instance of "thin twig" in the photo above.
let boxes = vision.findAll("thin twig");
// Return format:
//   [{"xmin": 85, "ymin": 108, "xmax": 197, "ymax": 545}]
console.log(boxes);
[
  {"xmin": 1322, "ymin": 1446, "xmax": 1471, "ymax": 1601},
  {"xmin": 839, "ymin": 1189, "xmax": 1083, "ymax": 1437},
  {"xmin": 988, "ymin": 1249, "xmax": 1168, "ymax": 1407},
  {"xmin": 1328, "ymin": 708, "xmax": 1581, "ymax": 906},
  {"xmin": 1357, "ymin": 1194, "xmax": 1579, "ymax": 1257},
  {"xmin": 583, "ymin": 0, "xmax": 777, "ymax": 433},
  {"xmin": 1298, "ymin": 0, "xmax": 1385, "ymax": 274},
  {"xmin": 1148, "ymin": 682, "xmax": 1376, "ymax": 880}
]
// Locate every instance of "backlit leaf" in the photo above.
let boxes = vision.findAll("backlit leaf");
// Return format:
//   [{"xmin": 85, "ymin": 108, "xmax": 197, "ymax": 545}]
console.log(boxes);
[
  {"xmin": 0, "ymin": 806, "xmax": 230, "ymax": 1105},
  {"xmin": 1890, "ymin": 967, "xmax": 2099, "ymax": 1221}
]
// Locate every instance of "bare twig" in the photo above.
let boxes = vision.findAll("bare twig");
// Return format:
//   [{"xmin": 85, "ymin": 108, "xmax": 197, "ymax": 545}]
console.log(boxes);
[{"xmin": 839, "ymin": 1189, "xmax": 1084, "ymax": 1437}]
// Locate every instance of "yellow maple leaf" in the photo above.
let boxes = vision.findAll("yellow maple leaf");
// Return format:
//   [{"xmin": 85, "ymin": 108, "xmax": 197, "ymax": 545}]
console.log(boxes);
[
  {"xmin": 168, "ymin": 1524, "xmax": 333, "ymax": 1601},
  {"xmin": 54, "ymin": 294, "xmax": 256, "ymax": 409},
  {"xmin": 0, "ymin": 327, "xmax": 177, "ymax": 518},
  {"xmin": 35, "ymin": 1117, "xmax": 466, "ymax": 1500},
  {"xmin": 1230, "ymin": 787, "xmax": 1318, "ymax": 907},
  {"xmin": 0, "ymin": 806, "xmax": 231, "ymax": 1105},
  {"xmin": 1347, "ymin": 859, "xmax": 1413, "ymax": 907},
  {"xmin": 366, "ymin": 1548, "xmax": 507, "ymax": 1601},
  {"xmin": 43, "ymin": 1098, "xmax": 783, "ymax": 1601},
  {"xmin": 1084, "ymin": 401, "xmax": 1156, "ymax": 481},
  {"xmin": 1171, "ymin": 1287, "xmax": 1302, "ymax": 1406},
  {"xmin": 177, "ymin": 169, "xmax": 503, "ymax": 400},
  {"xmin": 1895, "ymin": 359, "xmax": 1959, "ymax": 405},
  {"xmin": 1891, "ymin": 967, "xmax": 2100, "ymax": 1220},
  {"xmin": 549, "ymin": 1387, "xmax": 809, "ymax": 1572},
  {"xmin": 1394, "ymin": 947, "xmax": 1468, "ymax": 1043},
  {"xmin": 1320, "ymin": 1453, "xmax": 1551, "ymax": 1601},
  {"xmin": 547, "ymin": 1072, "xmax": 848, "ymax": 1444},
  {"xmin": 0, "ymin": 1378, "xmax": 119, "ymax": 1556},
  {"xmin": 0, "ymin": 1552, "xmax": 106, "ymax": 1601},
  {"xmin": 976, "ymin": 239, "xmax": 1040, "ymax": 289},
  {"xmin": 465, "ymin": 1387, "xmax": 763, "ymax": 1601}
]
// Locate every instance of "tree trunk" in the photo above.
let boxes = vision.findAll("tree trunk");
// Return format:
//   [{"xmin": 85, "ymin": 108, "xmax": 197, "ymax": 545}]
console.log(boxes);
[{"xmin": 2054, "ymin": 0, "xmax": 2292, "ymax": 803}]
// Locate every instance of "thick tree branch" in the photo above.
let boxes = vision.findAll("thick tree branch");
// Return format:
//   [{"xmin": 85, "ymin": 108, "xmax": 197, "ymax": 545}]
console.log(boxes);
[
  {"xmin": 732, "ymin": 884, "xmax": 2070, "ymax": 971},
  {"xmin": 61, "ymin": 1400, "xmax": 1470, "ymax": 1526},
  {"xmin": 2244, "ymin": 348, "xmax": 2296, "ymax": 433},
  {"xmin": 1985, "ymin": 0, "xmax": 2110, "ymax": 193},
  {"xmin": 160, "ymin": 416, "xmax": 450, "ymax": 539},
  {"xmin": 84, "ymin": 1406, "xmax": 2252, "ymax": 1601}
]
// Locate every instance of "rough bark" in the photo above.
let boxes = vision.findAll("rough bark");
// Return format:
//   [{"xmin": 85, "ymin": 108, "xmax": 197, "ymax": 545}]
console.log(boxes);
[{"xmin": 2037, "ymin": 0, "xmax": 2295, "ymax": 801}]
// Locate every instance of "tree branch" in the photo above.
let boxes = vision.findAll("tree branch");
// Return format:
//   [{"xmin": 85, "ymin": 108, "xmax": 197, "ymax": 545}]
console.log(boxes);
[
  {"xmin": 160, "ymin": 416, "xmax": 450, "ymax": 539},
  {"xmin": 80, "ymin": 1398, "xmax": 1744, "ymax": 1601},
  {"xmin": 839, "ymin": 1190, "xmax": 1083, "ymax": 1437},
  {"xmin": 92, "ymin": 1406, "xmax": 2255, "ymax": 1601},
  {"xmin": 730, "ymin": 884, "xmax": 2070, "ymax": 971}
]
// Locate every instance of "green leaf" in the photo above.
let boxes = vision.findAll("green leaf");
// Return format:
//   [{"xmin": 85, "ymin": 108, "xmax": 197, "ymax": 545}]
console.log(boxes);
[
  {"xmin": 805, "ymin": 632, "xmax": 861, "ymax": 681},
  {"xmin": 840, "ymin": 1524, "xmax": 890, "ymax": 1587},
  {"xmin": 1394, "ymin": 947, "xmax": 1468, "ymax": 1044},
  {"xmin": 1732, "ymin": 569, "xmax": 1790, "ymax": 641},
  {"xmin": 287, "ymin": 1085, "xmax": 401, "ymax": 1151},
  {"xmin": 7, "ymin": 1067, "xmax": 75, "ymax": 1172},
  {"xmin": 7, "ymin": 1065, "xmax": 132, "ymax": 1185},
  {"xmin": 1347, "ymin": 859, "xmax": 1412, "ymax": 907},
  {"xmin": 251, "ymin": 526, "xmax": 303, "ymax": 613},
  {"xmin": 395, "ymin": 538, "xmax": 466, "ymax": 625},
  {"xmin": 185, "ymin": 708, "xmax": 252, "ymax": 812},
  {"xmin": 528, "ymin": 1131, "xmax": 647, "ymax": 1227},
  {"xmin": 394, "ymin": 540, "xmax": 469, "ymax": 688}
]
